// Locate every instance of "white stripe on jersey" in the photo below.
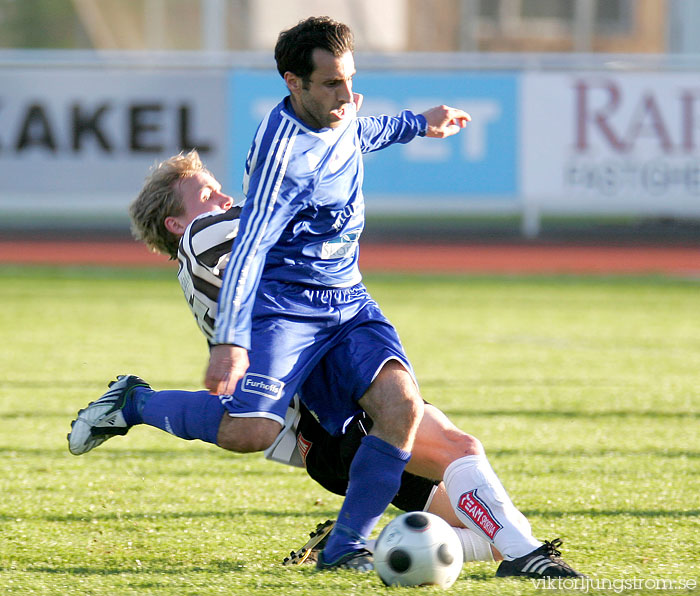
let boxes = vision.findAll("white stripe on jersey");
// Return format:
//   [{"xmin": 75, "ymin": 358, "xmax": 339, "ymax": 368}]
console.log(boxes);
[
  {"xmin": 215, "ymin": 114, "xmax": 299, "ymax": 345},
  {"xmin": 242, "ymin": 109, "xmax": 271, "ymax": 198}
]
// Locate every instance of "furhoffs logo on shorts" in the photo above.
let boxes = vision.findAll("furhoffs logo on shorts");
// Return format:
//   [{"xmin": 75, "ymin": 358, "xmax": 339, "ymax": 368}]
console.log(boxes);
[
  {"xmin": 457, "ymin": 489, "xmax": 503, "ymax": 539},
  {"xmin": 241, "ymin": 373, "xmax": 284, "ymax": 400}
]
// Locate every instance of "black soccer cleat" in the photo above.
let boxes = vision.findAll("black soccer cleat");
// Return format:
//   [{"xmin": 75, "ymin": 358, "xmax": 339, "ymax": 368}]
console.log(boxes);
[
  {"xmin": 496, "ymin": 539, "xmax": 585, "ymax": 578},
  {"xmin": 282, "ymin": 520, "xmax": 335, "ymax": 566},
  {"xmin": 316, "ymin": 548, "xmax": 374, "ymax": 572}
]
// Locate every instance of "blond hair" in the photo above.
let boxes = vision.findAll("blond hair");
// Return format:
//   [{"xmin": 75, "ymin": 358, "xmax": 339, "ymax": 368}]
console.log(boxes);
[{"xmin": 129, "ymin": 150, "xmax": 209, "ymax": 258}]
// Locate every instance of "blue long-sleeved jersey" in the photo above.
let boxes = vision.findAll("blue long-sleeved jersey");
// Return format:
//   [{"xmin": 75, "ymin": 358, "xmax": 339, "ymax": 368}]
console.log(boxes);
[{"xmin": 214, "ymin": 97, "xmax": 426, "ymax": 349}]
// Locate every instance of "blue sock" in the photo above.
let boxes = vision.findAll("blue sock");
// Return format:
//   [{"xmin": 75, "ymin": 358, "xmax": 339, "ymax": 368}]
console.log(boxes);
[
  {"xmin": 123, "ymin": 387, "xmax": 225, "ymax": 445},
  {"xmin": 322, "ymin": 435, "xmax": 411, "ymax": 563}
]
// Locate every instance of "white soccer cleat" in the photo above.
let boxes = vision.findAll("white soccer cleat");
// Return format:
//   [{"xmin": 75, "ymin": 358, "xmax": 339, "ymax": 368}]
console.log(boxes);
[{"xmin": 67, "ymin": 375, "xmax": 150, "ymax": 455}]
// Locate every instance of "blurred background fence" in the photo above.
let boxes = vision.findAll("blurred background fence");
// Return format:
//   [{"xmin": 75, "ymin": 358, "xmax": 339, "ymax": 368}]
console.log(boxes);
[{"xmin": 1, "ymin": 0, "xmax": 699, "ymax": 243}]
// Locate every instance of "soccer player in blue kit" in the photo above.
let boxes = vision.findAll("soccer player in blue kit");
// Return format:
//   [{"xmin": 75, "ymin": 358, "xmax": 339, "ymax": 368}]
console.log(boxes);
[
  {"xmin": 70, "ymin": 148, "xmax": 584, "ymax": 578},
  {"xmin": 202, "ymin": 16, "xmax": 470, "ymax": 570},
  {"xmin": 69, "ymin": 17, "xmax": 584, "ymax": 576}
]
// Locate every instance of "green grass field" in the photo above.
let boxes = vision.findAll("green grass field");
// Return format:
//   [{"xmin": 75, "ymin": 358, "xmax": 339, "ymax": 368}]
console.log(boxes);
[{"xmin": 0, "ymin": 266, "xmax": 698, "ymax": 595}]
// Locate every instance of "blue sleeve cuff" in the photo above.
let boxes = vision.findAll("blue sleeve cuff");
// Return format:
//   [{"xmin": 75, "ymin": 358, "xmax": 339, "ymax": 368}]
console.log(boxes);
[{"xmin": 416, "ymin": 113, "xmax": 428, "ymax": 137}]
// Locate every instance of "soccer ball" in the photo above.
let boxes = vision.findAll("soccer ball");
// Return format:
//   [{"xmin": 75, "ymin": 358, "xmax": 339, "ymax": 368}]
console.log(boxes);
[{"xmin": 374, "ymin": 512, "xmax": 463, "ymax": 588}]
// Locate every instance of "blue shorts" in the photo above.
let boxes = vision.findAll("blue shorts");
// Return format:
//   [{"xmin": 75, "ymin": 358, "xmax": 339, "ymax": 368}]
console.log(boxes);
[{"xmin": 223, "ymin": 280, "xmax": 416, "ymax": 436}]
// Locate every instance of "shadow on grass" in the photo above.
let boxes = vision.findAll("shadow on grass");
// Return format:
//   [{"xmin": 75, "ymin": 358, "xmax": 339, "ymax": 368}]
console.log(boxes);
[
  {"xmin": 0, "ymin": 447, "xmax": 265, "ymax": 460},
  {"xmin": 7, "ymin": 396, "xmax": 691, "ymax": 424},
  {"xmin": 521, "ymin": 508, "xmax": 699, "ymax": 519},
  {"xmin": 489, "ymin": 447, "xmax": 700, "ymax": 459},
  {"xmin": 36, "ymin": 509, "xmax": 339, "ymax": 523},
  {"xmin": 3, "ymin": 444, "xmax": 697, "ymax": 465},
  {"xmin": 0, "ymin": 410, "xmax": 75, "ymax": 420},
  {"xmin": 422, "ymin": 377, "xmax": 629, "ymax": 389},
  {"xmin": 4, "ymin": 506, "xmax": 692, "ymax": 525},
  {"xmin": 0, "ymin": 378, "xmax": 204, "ymax": 394},
  {"xmin": 442, "ymin": 407, "xmax": 700, "ymax": 420},
  {"xmin": 25, "ymin": 558, "xmax": 246, "ymax": 576}
]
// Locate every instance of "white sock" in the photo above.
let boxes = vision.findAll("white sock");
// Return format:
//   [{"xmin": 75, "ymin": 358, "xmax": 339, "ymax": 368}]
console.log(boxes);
[
  {"xmin": 444, "ymin": 455, "xmax": 541, "ymax": 560},
  {"xmin": 368, "ymin": 527, "xmax": 493, "ymax": 562},
  {"xmin": 454, "ymin": 527, "xmax": 494, "ymax": 561}
]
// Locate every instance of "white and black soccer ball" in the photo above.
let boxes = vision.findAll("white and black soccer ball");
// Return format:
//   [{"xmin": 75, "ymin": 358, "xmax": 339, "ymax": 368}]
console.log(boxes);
[{"xmin": 374, "ymin": 512, "xmax": 463, "ymax": 588}]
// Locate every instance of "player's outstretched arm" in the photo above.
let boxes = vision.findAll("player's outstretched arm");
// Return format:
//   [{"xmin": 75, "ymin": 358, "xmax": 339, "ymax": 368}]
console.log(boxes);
[{"xmin": 421, "ymin": 105, "xmax": 471, "ymax": 138}]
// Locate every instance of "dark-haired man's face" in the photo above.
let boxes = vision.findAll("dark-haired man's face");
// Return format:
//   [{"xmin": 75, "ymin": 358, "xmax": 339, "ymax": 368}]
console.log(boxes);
[{"xmin": 287, "ymin": 48, "xmax": 356, "ymax": 130}]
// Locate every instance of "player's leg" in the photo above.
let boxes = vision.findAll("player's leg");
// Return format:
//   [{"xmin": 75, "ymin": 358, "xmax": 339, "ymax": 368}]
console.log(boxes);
[
  {"xmin": 405, "ymin": 404, "xmax": 484, "ymax": 480},
  {"xmin": 292, "ymin": 401, "xmax": 501, "ymax": 566},
  {"xmin": 67, "ymin": 374, "xmax": 280, "ymax": 455},
  {"xmin": 216, "ymin": 415, "xmax": 282, "ymax": 451},
  {"xmin": 317, "ymin": 359, "xmax": 423, "ymax": 569},
  {"xmin": 68, "ymin": 281, "xmax": 340, "ymax": 458},
  {"xmin": 297, "ymin": 379, "xmax": 582, "ymax": 577},
  {"xmin": 286, "ymin": 491, "xmax": 499, "ymax": 567},
  {"xmin": 132, "ymin": 384, "xmax": 280, "ymax": 451},
  {"xmin": 403, "ymin": 404, "xmax": 541, "ymax": 557},
  {"xmin": 370, "ymin": 434, "xmax": 500, "ymax": 563},
  {"xmin": 423, "ymin": 483, "xmax": 500, "ymax": 562},
  {"xmin": 358, "ymin": 360, "xmax": 424, "ymax": 449},
  {"xmin": 135, "ymin": 289, "xmax": 331, "ymax": 453},
  {"xmin": 407, "ymin": 405, "xmax": 584, "ymax": 576},
  {"xmin": 308, "ymin": 296, "xmax": 424, "ymax": 570}
]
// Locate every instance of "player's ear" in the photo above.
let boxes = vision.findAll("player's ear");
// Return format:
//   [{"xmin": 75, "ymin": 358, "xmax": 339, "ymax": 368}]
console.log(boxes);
[
  {"xmin": 353, "ymin": 93, "xmax": 363, "ymax": 112},
  {"xmin": 164, "ymin": 215, "xmax": 185, "ymax": 236},
  {"xmin": 284, "ymin": 71, "xmax": 302, "ymax": 94}
]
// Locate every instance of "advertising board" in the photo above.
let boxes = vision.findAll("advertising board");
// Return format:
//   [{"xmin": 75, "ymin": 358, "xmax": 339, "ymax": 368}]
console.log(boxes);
[
  {"xmin": 0, "ymin": 67, "xmax": 227, "ymax": 218},
  {"xmin": 521, "ymin": 72, "xmax": 700, "ymax": 215},
  {"xmin": 229, "ymin": 70, "xmax": 519, "ymax": 209},
  {"xmin": 1, "ymin": 55, "xmax": 699, "ymax": 230}
]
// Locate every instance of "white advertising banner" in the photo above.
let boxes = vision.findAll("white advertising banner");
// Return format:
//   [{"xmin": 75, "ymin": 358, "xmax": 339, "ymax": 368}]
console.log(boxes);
[
  {"xmin": 2, "ymin": 57, "xmax": 700, "ymax": 227},
  {"xmin": 0, "ymin": 67, "xmax": 228, "ymax": 218},
  {"xmin": 522, "ymin": 72, "xmax": 700, "ymax": 214}
]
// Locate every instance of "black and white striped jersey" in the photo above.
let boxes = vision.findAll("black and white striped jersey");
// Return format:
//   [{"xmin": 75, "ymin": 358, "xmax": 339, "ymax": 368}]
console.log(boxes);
[
  {"xmin": 176, "ymin": 206, "xmax": 242, "ymax": 343},
  {"xmin": 176, "ymin": 205, "xmax": 305, "ymax": 467}
]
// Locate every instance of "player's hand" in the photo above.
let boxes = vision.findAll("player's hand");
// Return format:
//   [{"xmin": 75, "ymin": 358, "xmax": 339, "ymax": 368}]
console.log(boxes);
[
  {"xmin": 205, "ymin": 344, "xmax": 249, "ymax": 395},
  {"xmin": 421, "ymin": 105, "xmax": 471, "ymax": 138}
]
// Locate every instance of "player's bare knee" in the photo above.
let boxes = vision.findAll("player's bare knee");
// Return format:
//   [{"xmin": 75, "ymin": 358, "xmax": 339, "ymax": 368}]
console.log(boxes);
[
  {"xmin": 361, "ymin": 367, "xmax": 422, "ymax": 424},
  {"xmin": 378, "ymin": 397, "xmax": 423, "ymax": 450},
  {"xmin": 440, "ymin": 427, "xmax": 484, "ymax": 458},
  {"xmin": 364, "ymin": 390, "xmax": 424, "ymax": 447},
  {"xmin": 457, "ymin": 432, "xmax": 484, "ymax": 456},
  {"xmin": 384, "ymin": 391, "xmax": 423, "ymax": 428},
  {"xmin": 217, "ymin": 416, "xmax": 281, "ymax": 453}
]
